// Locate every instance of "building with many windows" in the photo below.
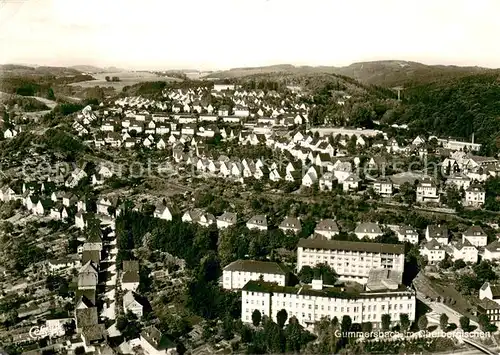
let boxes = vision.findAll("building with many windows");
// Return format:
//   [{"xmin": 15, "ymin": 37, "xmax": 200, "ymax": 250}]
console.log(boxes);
[
  {"xmin": 241, "ymin": 278, "xmax": 416, "ymax": 330},
  {"xmin": 222, "ymin": 260, "xmax": 290, "ymax": 290},
  {"xmin": 297, "ymin": 239, "xmax": 405, "ymax": 284}
]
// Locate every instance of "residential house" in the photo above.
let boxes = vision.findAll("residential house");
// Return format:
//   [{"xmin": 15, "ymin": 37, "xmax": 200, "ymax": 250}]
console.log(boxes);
[
  {"xmin": 425, "ymin": 225, "xmax": 449, "ymax": 245},
  {"xmin": 420, "ymin": 239, "xmax": 446, "ymax": 264},
  {"xmin": 63, "ymin": 192, "xmax": 78, "ymax": 207},
  {"xmin": 447, "ymin": 239, "xmax": 478, "ymax": 264},
  {"xmin": 416, "ymin": 177, "xmax": 439, "ymax": 203},
  {"xmin": 396, "ymin": 225, "xmax": 419, "ymax": 244},
  {"xmin": 484, "ymin": 241, "xmax": 500, "ymax": 261},
  {"xmin": 181, "ymin": 209, "xmax": 216, "ymax": 227},
  {"xmin": 342, "ymin": 174, "xmax": 360, "ymax": 192},
  {"xmin": 216, "ymin": 212, "xmax": 237, "ymax": 229},
  {"xmin": 122, "ymin": 260, "xmax": 140, "ymax": 292},
  {"xmin": 65, "ymin": 168, "xmax": 88, "ymax": 188},
  {"xmin": 319, "ymin": 173, "xmax": 336, "ymax": 191},
  {"xmin": 153, "ymin": 204, "xmax": 173, "ymax": 221},
  {"xmin": 302, "ymin": 166, "xmax": 319, "ymax": 187},
  {"xmin": 123, "ymin": 291, "xmax": 146, "ymax": 318},
  {"xmin": 480, "ymin": 282, "xmax": 500, "ymax": 306},
  {"xmin": 373, "ymin": 178, "xmax": 393, "ymax": 196},
  {"xmin": 279, "ymin": 217, "xmax": 302, "ymax": 234},
  {"xmin": 140, "ymin": 326, "xmax": 177, "ymax": 355},
  {"xmin": 96, "ymin": 196, "xmax": 119, "ymax": 216},
  {"xmin": 314, "ymin": 219, "xmax": 339, "ymax": 239},
  {"xmin": 247, "ymin": 215, "xmax": 268, "ymax": 231},
  {"xmin": 78, "ymin": 261, "xmax": 98, "ymax": 290},
  {"xmin": 446, "ymin": 174, "xmax": 471, "ymax": 191},
  {"xmin": 464, "ymin": 185, "xmax": 485, "ymax": 207},
  {"xmin": 462, "ymin": 225, "xmax": 488, "ymax": 247},
  {"xmin": 354, "ymin": 222, "xmax": 383, "ymax": 240}
]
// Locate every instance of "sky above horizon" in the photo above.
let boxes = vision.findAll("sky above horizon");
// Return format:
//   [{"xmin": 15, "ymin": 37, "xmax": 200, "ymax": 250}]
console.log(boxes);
[{"xmin": 1, "ymin": 0, "xmax": 500, "ymax": 71}]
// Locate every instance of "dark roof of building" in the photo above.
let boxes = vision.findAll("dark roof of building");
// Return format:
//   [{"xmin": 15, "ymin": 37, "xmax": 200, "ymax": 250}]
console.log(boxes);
[
  {"xmin": 427, "ymin": 224, "xmax": 448, "ymax": 238},
  {"xmin": 123, "ymin": 260, "xmax": 139, "ymax": 272},
  {"xmin": 242, "ymin": 280, "xmax": 412, "ymax": 299},
  {"xmin": 315, "ymin": 219, "xmax": 339, "ymax": 232},
  {"xmin": 247, "ymin": 215, "xmax": 267, "ymax": 226},
  {"xmin": 297, "ymin": 239, "xmax": 405, "ymax": 255},
  {"xmin": 223, "ymin": 260, "xmax": 289, "ymax": 275},
  {"xmin": 485, "ymin": 240, "xmax": 500, "ymax": 252},
  {"xmin": 76, "ymin": 292, "xmax": 96, "ymax": 308},
  {"xmin": 82, "ymin": 324, "xmax": 105, "ymax": 343},
  {"xmin": 75, "ymin": 307, "xmax": 98, "ymax": 328},
  {"xmin": 464, "ymin": 225, "xmax": 486, "ymax": 237},
  {"xmin": 82, "ymin": 250, "xmax": 101, "ymax": 265},
  {"xmin": 355, "ymin": 222, "xmax": 382, "ymax": 234},
  {"xmin": 122, "ymin": 271, "xmax": 140, "ymax": 283}
]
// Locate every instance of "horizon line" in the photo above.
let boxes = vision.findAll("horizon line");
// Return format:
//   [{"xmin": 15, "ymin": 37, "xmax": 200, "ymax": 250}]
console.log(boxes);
[{"xmin": 1, "ymin": 58, "xmax": 499, "ymax": 73}]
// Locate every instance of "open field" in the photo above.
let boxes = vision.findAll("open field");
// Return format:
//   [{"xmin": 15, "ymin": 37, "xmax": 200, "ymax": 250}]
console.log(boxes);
[{"xmin": 69, "ymin": 71, "xmax": 181, "ymax": 90}]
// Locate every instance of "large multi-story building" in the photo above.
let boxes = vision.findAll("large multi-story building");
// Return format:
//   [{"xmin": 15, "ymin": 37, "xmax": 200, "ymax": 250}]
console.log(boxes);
[
  {"xmin": 241, "ymin": 277, "xmax": 416, "ymax": 330},
  {"xmin": 297, "ymin": 239, "xmax": 405, "ymax": 284},
  {"xmin": 222, "ymin": 260, "xmax": 290, "ymax": 290}
]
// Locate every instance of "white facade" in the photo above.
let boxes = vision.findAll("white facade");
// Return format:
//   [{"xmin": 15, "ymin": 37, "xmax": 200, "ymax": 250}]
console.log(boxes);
[
  {"xmin": 420, "ymin": 240, "xmax": 446, "ymax": 264},
  {"xmin": 484, "ymin": 241, "xmax": 500, "ymax": 261},
  {"xmin": 416, "ymin": 180, "xmax": 439, "ymax": 203},
  {"xmin": 222, "ymin": 260, "xmax": 288, "ymax": 290},
  {"xmin": 297, "ymin": 239, "xmax": 405, "ymax": 284},
  {"xmin": 448, "ymin": 241, "xmax": 478, "ymax": 264},
  {"xmin": 354, "ymin": 223, "xmax": 383, "ymax": 240},
  {"xmin": 462, "ymin": 226, "xmax": 487, "ymax": 247},
  {"xmin": 314, "ymin": 219, "xmax": 339, "ymax": 239},
  {"xmin": 396, "ymin": 226, "xmax": 419, "ymax": 244},
  {"xmin": 241, "ymin": 280, "xmax": 416, "ymax": 329},
  {"xmin": 464, "ymin": 186, "xmax": 485, "ymax": 207},
  {"xmin": 373, "ymin": 181, "xmax": 393, "ymax": 196}
]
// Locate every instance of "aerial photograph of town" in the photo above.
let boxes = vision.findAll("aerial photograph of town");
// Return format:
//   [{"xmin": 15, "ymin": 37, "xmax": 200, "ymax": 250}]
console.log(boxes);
[{"xmin": 0, "ymin": 0, "xmax": 499, "ymax": 354}]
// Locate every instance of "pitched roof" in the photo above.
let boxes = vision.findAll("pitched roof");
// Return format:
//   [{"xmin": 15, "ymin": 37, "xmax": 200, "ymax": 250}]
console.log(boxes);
[
  {"xmin": 76, "ymin": 290, "xmax": 96, "ymax": 307},
  {"xmin": 223, "ymin": 260, "xmax": 289, "ymax": 275},
  {"xmin": 217, "ymin": 212, "xmax": 237, "ymax": 224},
  {"xmin": 298, "ymin": 239, "xmax": 405, "ymax": 255},
  {"xmin": 427, "ymin": 225, "xmax": 448, "ymax": 238},
  {"xmin": 123, "ymin": 260, "xmax": 139, "ymax": 272},
  {"xmin": 422, "ymin": 239, "xmax": 443, "ymax": 250},
  {"xmin": 355, "ymin": 222, "xmax": 382, "ymax": 235},
  {"xmin": 279, "ymin": 217, "xmax": 301, "ymax": 230},
  {"xmin": 464, "ymin": 225, "xmax": 486, "ymax": 237},
  {"xmin": 141, "ymin": 326, "xmax": 175, "ymax": 351},
  {"xmin": 486, "ymin": 240, "xmax": 500, "ymax": 252},
  {"xmin": 315, "ymin": 219, "xmax": 339, "ymax": 232},
  {"xmin": 82, "ymin": 324, "xmax": 105, "ymax": 343},
  {"xmin": 82, "ymin": 250, "xmax": 101, "ymax": 265},
  {"xmin": 247, "ymin": 215, "xmax": 267, "ymax": 227},
  {"xmin": 122, "ymin": 270, "xmax": 140, "ymax": 283},
  {"xmin": 75, "ymin": 307, "xmax": 98, "ymax": 328}
]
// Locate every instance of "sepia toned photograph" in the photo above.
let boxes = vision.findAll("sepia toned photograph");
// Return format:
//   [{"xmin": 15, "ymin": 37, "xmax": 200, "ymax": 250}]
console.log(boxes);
[{"xmin": 0, "ymin": 0, "xmax": 499, "ymax": 354}]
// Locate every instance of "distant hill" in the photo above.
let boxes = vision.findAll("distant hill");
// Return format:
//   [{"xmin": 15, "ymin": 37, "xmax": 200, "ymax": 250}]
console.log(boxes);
[
  {"xmin": 205, "ymin": 60, "xmax": 494, "ymax": 87},
  {"xmin": 0, "ymin": 64, "xmax": 82, "ymax": 76},
  {"xmin": 333, "ymin": 60, "xmax": 491, "ymax": 87},
  {"xmin": 70, "ymin": 65, "xmax": 125, "ymax": 73}
]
